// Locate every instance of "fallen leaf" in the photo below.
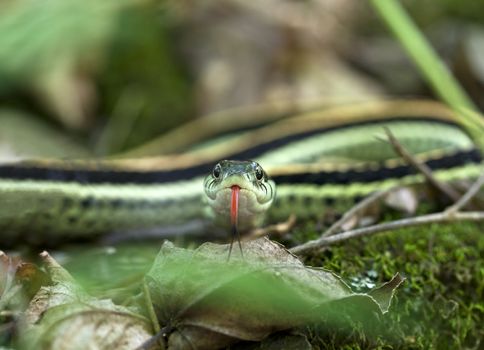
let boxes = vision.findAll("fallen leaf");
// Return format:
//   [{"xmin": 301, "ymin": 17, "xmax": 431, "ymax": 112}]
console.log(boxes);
[
  {"xmin": 341, "ymin": 215, "xmax": 359, "ymax": 231},
  {"xmin": 146, "ymin": 238, "xmax": 404, "ymax": 350},
  {"xmin": 21, "ymin": 252, "xmax": 153, "ymax": 350},
  {"xmin": 0, "ymin": 251, "xmax": 48, "ymax": 309},
  {"xmin": 384, "ymin": 187, "xmax": 418, "ymax": 214}
]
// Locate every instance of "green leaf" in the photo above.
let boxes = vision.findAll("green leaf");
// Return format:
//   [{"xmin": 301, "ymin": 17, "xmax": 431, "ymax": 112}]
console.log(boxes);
[{"xmin": 146, "ymin": 238, "xmax": 404, "ymax": 350}]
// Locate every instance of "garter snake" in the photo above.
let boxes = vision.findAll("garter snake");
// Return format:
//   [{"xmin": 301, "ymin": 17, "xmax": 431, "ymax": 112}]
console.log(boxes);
[{"xmin": 0, "ymin": 100, "xmax": 482, "ymax": 245}]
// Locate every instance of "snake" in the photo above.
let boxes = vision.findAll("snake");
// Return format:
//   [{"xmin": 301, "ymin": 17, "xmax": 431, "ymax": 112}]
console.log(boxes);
[{"xmin": 0, "ymin": 100, "xmax": 482, "ymax": 246}]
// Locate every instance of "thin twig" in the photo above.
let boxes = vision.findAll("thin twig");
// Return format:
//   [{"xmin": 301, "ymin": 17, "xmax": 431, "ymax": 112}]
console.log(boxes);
[
  {"xmin": 289, "ymin": 211, "xmax": 484, "ymax": 256},
  {"xmin": 383, "ymin": 127, "xmax": 461, "ymax": 202},
  {"xmin": 445, "ymin": 171, "xmax": 484, "ymax": 214},
  {"xmin": 321, "ymin": 188, "xmax": 397, "ymax": 237},
  {"xmin": 246, "ymin": 215, "xmax": 296, "ymax": 239}
]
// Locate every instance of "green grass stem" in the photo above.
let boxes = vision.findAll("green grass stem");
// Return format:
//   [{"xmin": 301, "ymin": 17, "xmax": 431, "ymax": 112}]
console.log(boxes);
[{"xmin": 370, "ymin": 0, "xmax": 484, "ymax": 150}]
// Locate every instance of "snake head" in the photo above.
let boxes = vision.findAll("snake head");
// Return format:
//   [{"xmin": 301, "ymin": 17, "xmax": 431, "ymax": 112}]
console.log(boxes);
[{"xmin": 203, "ymin": 160, "xmax": 276, "ymax": 229}]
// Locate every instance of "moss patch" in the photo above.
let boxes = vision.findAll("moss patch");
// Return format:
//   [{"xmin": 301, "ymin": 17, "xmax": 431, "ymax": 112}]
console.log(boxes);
[{"xmin": 296, "ymin": 221, "xmax": 483, "ymax": 349}]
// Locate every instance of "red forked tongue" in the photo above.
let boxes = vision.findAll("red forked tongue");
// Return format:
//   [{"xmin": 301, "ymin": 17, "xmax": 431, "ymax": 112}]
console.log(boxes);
[{"xmin": 230, "ymin": 185, "xmax": 240, "ymax": 227}]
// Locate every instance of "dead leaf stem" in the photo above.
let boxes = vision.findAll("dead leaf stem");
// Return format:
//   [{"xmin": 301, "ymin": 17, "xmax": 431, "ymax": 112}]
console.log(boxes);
[{"xmin": 383, "ymin": 127, "xmax": 461, "ymax": 202}]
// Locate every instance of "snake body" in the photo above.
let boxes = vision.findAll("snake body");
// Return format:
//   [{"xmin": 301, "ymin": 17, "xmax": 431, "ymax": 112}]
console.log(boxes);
[{"xmin": 0, "ymin": 101, "xmax": 481, "ymax": 244}]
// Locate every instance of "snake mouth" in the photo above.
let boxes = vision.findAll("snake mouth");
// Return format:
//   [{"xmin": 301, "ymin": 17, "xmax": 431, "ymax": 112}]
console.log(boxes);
[
  {"xmin": 220, "ymin": 185, "xmax": 265, "ymax": 204},
  {"xmin": 224, "ymin": 185, "xmax": 244, "ymax": 191}
]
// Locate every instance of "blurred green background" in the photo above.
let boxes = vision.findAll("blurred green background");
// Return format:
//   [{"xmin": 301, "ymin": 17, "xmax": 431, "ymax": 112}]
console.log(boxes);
[{"xmin": 1, "ymin": 0, "xmax": 484, "ymax": 158}]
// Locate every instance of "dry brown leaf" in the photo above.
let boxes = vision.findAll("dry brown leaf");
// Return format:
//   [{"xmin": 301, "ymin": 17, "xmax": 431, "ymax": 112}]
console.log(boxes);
[{"xmin": 384, "ymin": 187, "xmax": 419, "ymax": 214}]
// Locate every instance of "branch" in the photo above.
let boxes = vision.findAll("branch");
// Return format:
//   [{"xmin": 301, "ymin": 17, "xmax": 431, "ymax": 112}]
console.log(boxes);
[
  {"xmin": 383, "ymin": 127, "xmax": 461, "ymax": 202},
  {"xmin": 289, "ymin": 211, "xmax": 484, "ymax": 256},
  {"xmin": 321, "ymin": 188, "xmax": 397, "ymax": 237},
  {"xmin": 445, "ymin": 171, "xmax": 484, "ymax": 214}
]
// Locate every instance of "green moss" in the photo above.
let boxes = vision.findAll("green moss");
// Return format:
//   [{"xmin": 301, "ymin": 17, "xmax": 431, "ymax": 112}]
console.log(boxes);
[{"xmin": 298, "ymin": 221, "xmax": 483, "ymax": 349}]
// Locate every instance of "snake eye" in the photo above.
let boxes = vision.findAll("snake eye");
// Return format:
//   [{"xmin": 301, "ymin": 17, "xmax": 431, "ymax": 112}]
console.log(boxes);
[
  {"xmin": 255, "ymin": 165, "xmax": 264, "ymax": 181},
  {"xmin": 213, "ymin": 163, "xmax": 221, "ymax": 178}
]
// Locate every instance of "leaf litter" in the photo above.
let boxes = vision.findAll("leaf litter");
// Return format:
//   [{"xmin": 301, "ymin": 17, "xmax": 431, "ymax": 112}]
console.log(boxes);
[
  {"xmin": 17, "ymin": 238, "xmax": 404, "ymax": 349},
  {"xmin": 21, "ymin": 252, "xmax": 153, "ymax": 350},
  {"xmin": 145, "ymin": 238, "xmax": 404, "ymax": 349}
]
